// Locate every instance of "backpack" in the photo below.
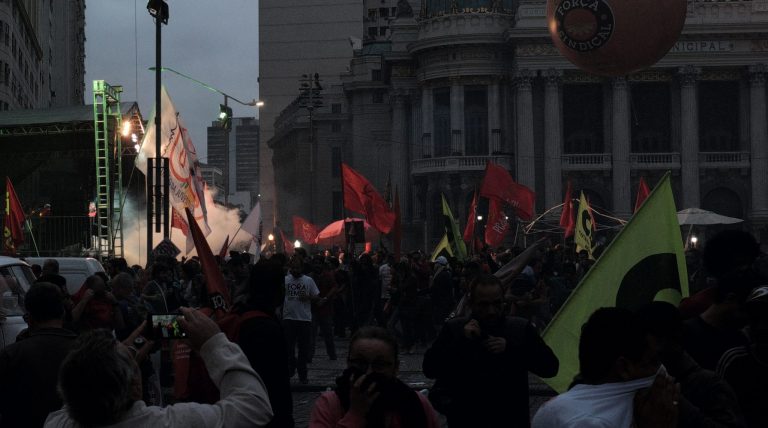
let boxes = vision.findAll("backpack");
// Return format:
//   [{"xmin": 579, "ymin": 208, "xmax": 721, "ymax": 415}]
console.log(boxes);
[{"xmin": 173, "ymin": 309, "xmax": 270, "ymax": 403}]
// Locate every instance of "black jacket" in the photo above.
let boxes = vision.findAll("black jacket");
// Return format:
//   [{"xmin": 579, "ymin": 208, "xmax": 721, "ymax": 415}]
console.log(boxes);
[
  {"xmin": 0, "ymin": 327, "xmax": 77, "ymax": 428},
  {"xmin": 423, "ymin": 316, "xmax": 559, "ymax": 428},
  {"xmin": 238, "ymin": 310, "xmax": 295, "ymax": 428}
]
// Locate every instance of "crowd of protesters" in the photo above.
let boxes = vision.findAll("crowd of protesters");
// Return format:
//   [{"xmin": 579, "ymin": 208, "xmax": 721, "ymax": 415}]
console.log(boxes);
[{"xmin": 0, "ymin": 228, "xmax": 767, "ymax": 427}]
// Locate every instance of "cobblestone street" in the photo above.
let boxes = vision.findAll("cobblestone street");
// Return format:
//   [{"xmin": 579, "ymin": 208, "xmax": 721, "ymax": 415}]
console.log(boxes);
[{"xmin": 290, "ymin": 337, "xmax": 555, "ymax": 427}]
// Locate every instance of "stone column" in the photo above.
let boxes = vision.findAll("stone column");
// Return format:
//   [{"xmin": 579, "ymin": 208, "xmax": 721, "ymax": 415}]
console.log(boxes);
[
  {"xmin": 488, "ymin": 79, "xmax": 501, "ymax": 154},
  {"xmin": 679, "ymin": 66, "xmax": 701, "ymax": 209},
  {"xmin": 543, "ymin": 69, "xmax": 563, "ymax": 209},
  {"xmin": 411, "ymin": 92, "xmax": 422, "ymax": 161},
  {"xmin": 450, "ymin": 79, "xmax": 464, "ymax": 155},
  {"xmin": 750, "ymin": 64, "xmax": 768, "ymax": 219},
  {"xmin": 391, "ymin": 92, "xmax": 410, "ymax": 213},
  {"xmin": 422, "ymin": 86, "xmax": 433, "ymax": 157},
  {"xmin": 611, "ymin": 77, "xmax": 632, "ymax": 218},
  {"xmin": 515, "ymin": 69, "xmax": 536, "ymax": 192}
]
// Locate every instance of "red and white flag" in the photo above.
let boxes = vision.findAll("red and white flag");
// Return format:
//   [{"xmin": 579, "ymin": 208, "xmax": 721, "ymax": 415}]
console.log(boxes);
[
  {"xmin": 484, "ymin": 199, "xmax": 510, "ymax": 247},
  {"xmin": 170, "ymin": 207, "xmax": 194, "ymax": 255},
  {"xmin": 292, "ymin": 215, "xmax": 319, "ymax": 244},
  {"xmin": 341, "ymin": 163, "xmax": 395, "ymax": 233},
  {"xmin": 137, "ymin": 86, "xmax": 210, "ymax": 235},
  {"xmin": 479, "ymin": 162, "xmax": 535, "ymax": 221}
]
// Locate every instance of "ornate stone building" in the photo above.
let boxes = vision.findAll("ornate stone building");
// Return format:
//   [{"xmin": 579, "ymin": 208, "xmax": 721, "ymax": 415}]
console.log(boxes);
[{"xmin": 270, "ymin": 0, "xmax": 768, "ymax": 249}]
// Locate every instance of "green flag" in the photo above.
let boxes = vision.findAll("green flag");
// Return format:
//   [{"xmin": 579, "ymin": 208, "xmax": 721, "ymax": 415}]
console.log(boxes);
[
  {"xmin": 441, "ymin": 194, "xmax": 468, "ymax": 260},
  {"xmin": 542, "ymin": 172, "xmax": 689, "ymax": 393},
  {"xmin": 431, "ymin": 233, "xmax": 454, "ymax": 261}
]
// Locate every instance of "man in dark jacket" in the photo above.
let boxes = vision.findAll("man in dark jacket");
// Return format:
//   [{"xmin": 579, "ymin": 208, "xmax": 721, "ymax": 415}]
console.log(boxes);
[
  {"xmin": 237, "ymin": 259, "xmax": 295, "ymax": 428},
  {"xmin": 423, "ymin": 273, "xmax": 559, "ymax": 427},
  {"xmin": 0, "ymin": 282, "xmax": 77, "ymax": 427}
]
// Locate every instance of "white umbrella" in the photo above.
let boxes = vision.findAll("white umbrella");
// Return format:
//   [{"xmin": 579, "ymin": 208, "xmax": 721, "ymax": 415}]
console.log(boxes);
[{"xmin": 677, "ymin": 208, "xmax": 743, "ymax": 225}]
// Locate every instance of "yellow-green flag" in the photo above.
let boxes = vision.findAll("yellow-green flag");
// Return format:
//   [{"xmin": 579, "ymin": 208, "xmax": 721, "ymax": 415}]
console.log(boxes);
[
  {"xmin": 441, "ymin": 194, "xmax": 468, "ymax": 260},
  {"xmin": 574, "ymin": 191, "xmax": 595, "ymax": 260},
  {"xmin": 543, "ymin": 172, "xmax": 689, "ymax": 393},
  {"xmin": 431, "ymin": 233, "xmax": 454, "ymax": 261}
]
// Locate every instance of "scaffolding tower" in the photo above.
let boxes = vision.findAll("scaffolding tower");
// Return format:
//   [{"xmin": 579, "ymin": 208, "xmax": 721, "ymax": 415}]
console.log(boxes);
[{"xmin": 92, "ymin": 80, "xmax": 124, "ymax": 259}]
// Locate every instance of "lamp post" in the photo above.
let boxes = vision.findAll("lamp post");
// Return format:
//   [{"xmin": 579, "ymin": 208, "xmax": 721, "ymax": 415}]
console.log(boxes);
[
  {"xmin": 146, "ymin": 0, "xmax": 169, "ymax": 263},
  {"xmin": 149, "ymin": 67, "xmax": 262, "ymax": 205}
]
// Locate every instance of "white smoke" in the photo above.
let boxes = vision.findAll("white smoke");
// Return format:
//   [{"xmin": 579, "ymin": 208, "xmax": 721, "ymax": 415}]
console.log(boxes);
[{"xmin": 121, "ymin": 186, "xmax": 254, "ymax": 266}]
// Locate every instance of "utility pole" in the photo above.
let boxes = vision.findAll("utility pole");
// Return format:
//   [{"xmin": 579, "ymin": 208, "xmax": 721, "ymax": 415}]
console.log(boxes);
[{"xmin": 298, "ymin": 73, "xmax": 323, "ymax": 222}]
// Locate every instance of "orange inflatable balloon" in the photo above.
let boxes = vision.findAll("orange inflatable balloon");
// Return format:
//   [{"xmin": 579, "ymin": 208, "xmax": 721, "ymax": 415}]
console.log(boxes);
[{"xmin": 547, "ymin": 0, "xmax": 687, "ymax": 76}]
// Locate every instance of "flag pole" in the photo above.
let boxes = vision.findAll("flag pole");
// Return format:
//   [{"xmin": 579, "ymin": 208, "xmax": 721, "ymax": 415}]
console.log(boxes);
[{"xmin": 24, "ymin": 218, "xmax": 39, "ymax": 256}]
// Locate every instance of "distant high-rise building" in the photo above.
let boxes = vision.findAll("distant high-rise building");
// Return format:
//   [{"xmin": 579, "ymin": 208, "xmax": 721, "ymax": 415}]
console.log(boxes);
[
  {"xmin": 0, "ymin": 0, "xmax": 85, "ymax": 111},
  {"xmin": 207, "ymin": 117, "xmax": 260, "ymax": 209},
  {"xmin": 259, "ymin": 0, "xmax": 365, "ymax": 229}
]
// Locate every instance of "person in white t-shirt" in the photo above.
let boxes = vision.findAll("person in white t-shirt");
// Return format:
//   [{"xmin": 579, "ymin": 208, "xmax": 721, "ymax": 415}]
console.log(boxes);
[
  {"xmin": 532, "ymin": 307, "xmax": 680, "ymax": 428},
  {"xmin": 282, "ymin": 256, "xmax": 320, "ymax": 384}
]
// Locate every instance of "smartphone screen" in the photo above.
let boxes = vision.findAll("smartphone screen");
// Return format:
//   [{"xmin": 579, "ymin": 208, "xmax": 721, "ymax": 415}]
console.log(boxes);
[{"xmin": 150, "ymin": 314, "xmax": 186, "ymax": 339}]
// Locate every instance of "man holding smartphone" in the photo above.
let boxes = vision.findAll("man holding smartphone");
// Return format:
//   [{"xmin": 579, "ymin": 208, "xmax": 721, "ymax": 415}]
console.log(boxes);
[
  {"xmin": 45, "ymin": 307, "xmax": 273, "ymax": 427},
  {"xmin": 423, "ymin": 274, "xmax": 559, "ymax": 428}
]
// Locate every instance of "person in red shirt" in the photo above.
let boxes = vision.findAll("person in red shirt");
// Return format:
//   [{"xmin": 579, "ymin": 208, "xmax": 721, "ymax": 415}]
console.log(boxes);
[{"xmin": 71, "ymin": 274, "xmax": 124, "ymax": 332}]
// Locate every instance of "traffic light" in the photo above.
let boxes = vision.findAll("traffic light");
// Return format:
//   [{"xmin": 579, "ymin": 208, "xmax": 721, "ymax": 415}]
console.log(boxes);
[{"xmin": 218, "ymin": 104, "xmax": 232, "ymax": 130}]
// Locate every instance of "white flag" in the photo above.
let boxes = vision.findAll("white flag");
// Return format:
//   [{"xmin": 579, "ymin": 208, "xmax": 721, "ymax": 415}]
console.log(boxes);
[
  {"xmin": 137, "ymin": 86, "xmax": 210, "ymax": 235},
  {"xmin": 243, "ymin": 202, "xmax": 262, "ymax": 260}
]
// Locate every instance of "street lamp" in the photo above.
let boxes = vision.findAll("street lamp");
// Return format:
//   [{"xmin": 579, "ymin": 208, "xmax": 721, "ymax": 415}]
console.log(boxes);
[
  {"xmin": 690, "ymin": 236, "xmax": 698, "ymax": 248},
  {"xmin": 149, "ymin": 66, "xmax": 262, "ymax": 204},
  {"xmin": 147, "ymin": 0, "xmax": 169, "ymax": 263}
]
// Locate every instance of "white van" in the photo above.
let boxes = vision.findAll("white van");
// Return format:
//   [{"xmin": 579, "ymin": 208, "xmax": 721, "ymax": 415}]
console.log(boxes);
[
  {"xmin": 25, "ymin": 257, "xmax": 106, "ymax": 295},
  {"xmin": 0, "ymin": 256, "xmax": 37, "ymax": 349}
]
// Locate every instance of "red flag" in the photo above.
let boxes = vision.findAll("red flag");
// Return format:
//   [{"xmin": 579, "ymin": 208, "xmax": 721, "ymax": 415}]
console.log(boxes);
[
  {"xmin": 479, "ymin": 162, "xmax": 535, "ymax": 221},
  {"xmin": 185, "ymin": 208, "xmax": 231, "ymax": 311},
  {"xmin": 634, "ymin": 177, "xmax": 651, "ymax": 213},
  {"xmin": 218, "ymin": 235, "xmax": 230, "ymax": 258},
  {"xmin": 484, "ymin": 199, "xmax": 510, "ymax": 247},
  {"xmin": 280, "ymin": 229, "xmax": 294, "ymax": 253},
  {"xmin": 4, "ymin": 178, "xmax": 25, "ymax": 254},
  {"xmin": 559, "ymin": 181, "xmax": 575, "ymax": 238},
  {"xmin": 463, "ymin": 190, "xmax": 479, "ymax": 243},
  {"xmin": 392, "ymin": 187, "xmax": 402, "ymax": 261},
  {"xmin": 341, "ymin": 163, "xmax": 396, "ymax": 233},
  {"xmin": 292, "ymin": 215, "xmax": 319, "ymax": 243}
]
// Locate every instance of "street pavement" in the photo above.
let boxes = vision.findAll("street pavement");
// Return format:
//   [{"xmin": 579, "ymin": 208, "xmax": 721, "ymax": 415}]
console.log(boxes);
[{"xmin": 290, "ymin": 336, "xmax": 557, "ymax": 427}]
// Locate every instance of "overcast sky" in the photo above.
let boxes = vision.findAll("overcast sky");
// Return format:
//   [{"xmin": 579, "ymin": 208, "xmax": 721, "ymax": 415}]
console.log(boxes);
[{"xmin": 84, "ymin": 0, "xmax": 259, "ymax": 163}]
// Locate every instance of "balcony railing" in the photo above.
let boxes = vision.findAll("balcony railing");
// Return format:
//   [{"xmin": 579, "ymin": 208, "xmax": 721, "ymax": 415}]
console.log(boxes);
[
  {"xmin": 699, "ymin": 151, "xmax": 750, "ymax": 168},
  {"xmin": 411, "ymin": 155, "xmax": 513, "ymax": 174},
  {"xmin": 630, "ymin": 152, "xmax": 681, "ymax": 169},
  {"xmin": 561, "ymin": 154, "xmax": 612, "ymax": 170}
]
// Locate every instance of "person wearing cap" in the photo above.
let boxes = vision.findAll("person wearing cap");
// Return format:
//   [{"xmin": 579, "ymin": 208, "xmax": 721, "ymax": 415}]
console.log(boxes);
[{"xmin": 717, "ymin": 286, "xmax": 768, "ymax": 428}]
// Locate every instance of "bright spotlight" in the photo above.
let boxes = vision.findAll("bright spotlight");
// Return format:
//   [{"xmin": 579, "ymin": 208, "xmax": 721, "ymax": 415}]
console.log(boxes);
[
  {"xmin": 131, "ymin": 133, "xmax": 139, "ymax": 143},
  {"xmin": 134, "ymin": 144, "xmax": 141, "ymax": 152},
  {"xmin": 121, "ymin": 122, "xmax": 131, "ymax": 137},
  {"xmin": 294, "ymin": 240, "xmax": 301, "ymax": 248}
]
